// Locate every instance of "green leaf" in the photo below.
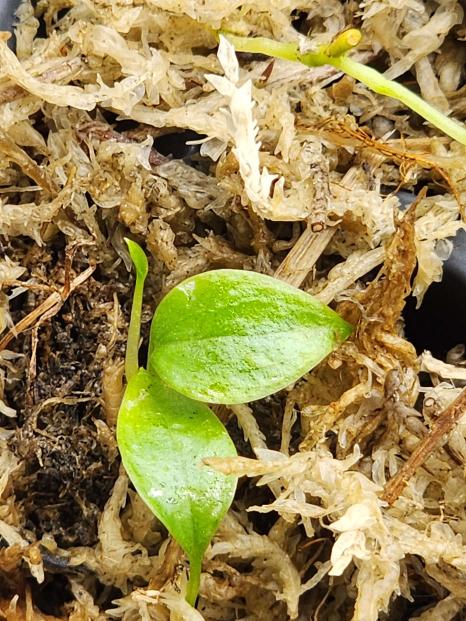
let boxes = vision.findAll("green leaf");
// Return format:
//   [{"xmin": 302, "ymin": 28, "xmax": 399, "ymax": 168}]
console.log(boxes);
[
  {"xmin": 124, "ymin": 239, "xmax": 149, "ymax": 381},
  {"xmin": 149, "ymin": 269, "xmax": 353, "ymax": 404},
  {"xmin": 125, "ymin": 238, "xmax": 149, "ymax": 280},
  {"xmin": 117, "ymin": 368, "xmax": 237, "ymax": 604}
]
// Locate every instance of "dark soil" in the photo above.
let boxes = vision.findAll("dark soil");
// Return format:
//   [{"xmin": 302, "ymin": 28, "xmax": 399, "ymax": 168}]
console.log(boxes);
[{"xmin": 2, "ymin": 243, "xmax": 127, "ymax": 548}]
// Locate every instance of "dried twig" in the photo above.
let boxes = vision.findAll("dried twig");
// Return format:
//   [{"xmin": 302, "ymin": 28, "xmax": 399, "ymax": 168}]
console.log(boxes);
[
  {"xmin": 0, "ymin": 265, "xmax": 95, "ymax": 353},
  {"xmin": 382, "ymin": 387, "xmax": 466, "ymax": 504},
  {"xmin": 275, "ymin": 225, "xmax": 335, "ymax": 287}
]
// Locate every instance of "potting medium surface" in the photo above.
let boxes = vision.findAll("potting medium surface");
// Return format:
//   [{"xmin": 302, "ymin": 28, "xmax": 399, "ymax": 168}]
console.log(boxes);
[{"xmin": 2, "ymin": 3, "xmax": 466, "ymax": 621}]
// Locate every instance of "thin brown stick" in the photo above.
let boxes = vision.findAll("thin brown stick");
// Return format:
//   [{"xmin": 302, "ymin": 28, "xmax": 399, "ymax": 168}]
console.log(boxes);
[
  {"xmin": 382, "ymin": 387, "xmax": 466, "ymax": 505},
  {"xmin": 0, "ymin": 265, "xmax": 95, "ymax": 353}
]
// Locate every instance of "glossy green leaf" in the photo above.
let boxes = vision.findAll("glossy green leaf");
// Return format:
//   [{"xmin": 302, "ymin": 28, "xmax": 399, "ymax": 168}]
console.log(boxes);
[
  {"xmin": 125, "ymin": 237, "xmax": 149, "ymax": 279},
  {"xmin": 124, "ymin": 238, "xmax": 149, "ymax": 381},
  {"xmin": 149, "ymin": 269, "xmax": 353, "ymax": 404},
  {"xmin": 117, "ymin": 368, "xmax": 237, "ymax": 604}
]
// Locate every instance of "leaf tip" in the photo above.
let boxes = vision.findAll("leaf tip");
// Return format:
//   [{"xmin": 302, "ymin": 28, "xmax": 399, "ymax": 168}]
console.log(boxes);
[{"xmin": 125, "ymin": 237, "xmax": 149, "ymax": 279}]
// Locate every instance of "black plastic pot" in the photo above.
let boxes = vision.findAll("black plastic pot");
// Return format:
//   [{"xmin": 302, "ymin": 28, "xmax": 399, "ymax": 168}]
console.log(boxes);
[
  {"xmin": 404, "ymin": 228, "xmax": 466, "ymax": 357},
  {"xmin": 1, "ymin": 0, "xmax": 465, "ymax": 357},
  {"xmin": 0, "ymin": 0, "xmax": 17, "ymax": 45},
  {"xmin": 0, "ymin": 0, "xmax": 16, "ymax": 28}
]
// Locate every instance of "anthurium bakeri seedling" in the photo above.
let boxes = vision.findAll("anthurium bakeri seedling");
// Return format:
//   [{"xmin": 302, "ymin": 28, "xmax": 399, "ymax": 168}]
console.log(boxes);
[{"xmin": 117, "ymin": 240, "xmax": 353, "ymax": 606}]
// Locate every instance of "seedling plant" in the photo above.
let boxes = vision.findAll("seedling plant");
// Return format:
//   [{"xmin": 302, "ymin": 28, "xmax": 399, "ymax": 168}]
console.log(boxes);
[
  {"xmin": 117, "ymin": 240, "xmax": 352, "ymax": 606},
  {"xmin": 223, "ymin": 29, "xmax": 466, "ymax": 147},
  {"xmin": 118, "ymin": 26, "xmax": 465, "ymax": 611}
]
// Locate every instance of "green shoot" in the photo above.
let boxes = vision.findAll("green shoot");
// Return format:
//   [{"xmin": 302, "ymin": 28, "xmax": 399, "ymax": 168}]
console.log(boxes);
[
  {"xmin": 124, "ymin": 238, "xmax": 148, "ymax": 381},
  {"xmin": 118, "ymin": 242, "xmax": 352, "ymax": 608},
  {"xmin": 222, "ymin": 31, "xmax": 466, "ymax": 147}
]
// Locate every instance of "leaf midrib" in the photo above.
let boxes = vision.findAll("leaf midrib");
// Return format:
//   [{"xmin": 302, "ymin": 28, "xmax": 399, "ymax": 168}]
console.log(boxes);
[{"xmin": 155, "ymin": 324, "xmax": 332, "ymax": 346}]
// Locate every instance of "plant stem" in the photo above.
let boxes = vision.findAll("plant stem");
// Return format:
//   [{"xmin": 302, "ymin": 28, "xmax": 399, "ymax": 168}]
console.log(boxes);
[
  {"xmin": 186, "ymin": 556, "xmax": 201, "ymax": 607},
  {"xmin": 324, "ymin": 28, "xmax": 361, "ymax": 57},
  {"xmin": 382, "ymin": 387, "xmax": 466, "ymax": 504},
  {"xmin": 223, "ymin": 33, "xmax": 309, "ymax": 63},
  {"xmin": 126, "ymin": 274, "xmax": 144, "ymax": 380},
  {"xmin": 332, "ymin": 56, "xmax": 466, "ymax": 146},
  {"xmin": 223, "ymin": 33, "xmax": 466, "ymax": 147},
  {"xmin": 125, "ymin": 239, "xmax": 149, "ymax": 381}
]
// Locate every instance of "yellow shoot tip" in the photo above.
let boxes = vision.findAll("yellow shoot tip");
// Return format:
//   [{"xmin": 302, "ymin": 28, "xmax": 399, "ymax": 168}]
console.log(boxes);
[{"xmin": 325, "ymin": 28, "xmax": 362, "ymax": 58}]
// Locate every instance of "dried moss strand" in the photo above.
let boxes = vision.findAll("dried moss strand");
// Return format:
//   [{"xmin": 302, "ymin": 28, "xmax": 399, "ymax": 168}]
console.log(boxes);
[{"xmin": 382, "ymin": 387, "xmax": 466, "ymax": 505}]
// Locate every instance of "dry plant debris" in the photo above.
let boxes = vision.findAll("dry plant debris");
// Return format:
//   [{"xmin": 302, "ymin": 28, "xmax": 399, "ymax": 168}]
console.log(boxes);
[{"xmin": 0, "ymin": 1, "xmax": 466, "ymax": 620}]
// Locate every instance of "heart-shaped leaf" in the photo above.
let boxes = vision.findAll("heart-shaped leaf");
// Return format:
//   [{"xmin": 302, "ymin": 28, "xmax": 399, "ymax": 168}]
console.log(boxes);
[
  {"xmin": 149, "ymin": 269, "xmax": 352, "ymax": 404},
  {"xmin": 117, "ymin": 368, "xmax": 237, "ymax": 604}
]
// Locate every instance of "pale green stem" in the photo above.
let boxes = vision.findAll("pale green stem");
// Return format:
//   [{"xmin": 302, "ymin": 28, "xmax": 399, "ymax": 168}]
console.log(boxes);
[
  {"xmin": 332, "ymin": 56, "xmax": 466, "ymax": 146},
  {"xmin": 224, "ymin": 33, "xmax": 304, "ymax": 62},
  {"xmin": 223, "ymin": 33, "xmax": 466, "ymax": 147},
  {"xmin": 324, "ymin": 28, "xmax": 362, "ymax": 57},
  {"xmin": 125, "ymin": 271, "xmax": 145, "ymax": 380},
  {"xmin": 125, "ymin": 239, "xmax": 149, "ymax": 381},
  {"xmin": 186, "ymin": 556, "xmax": 202, "ymax": 607}
]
